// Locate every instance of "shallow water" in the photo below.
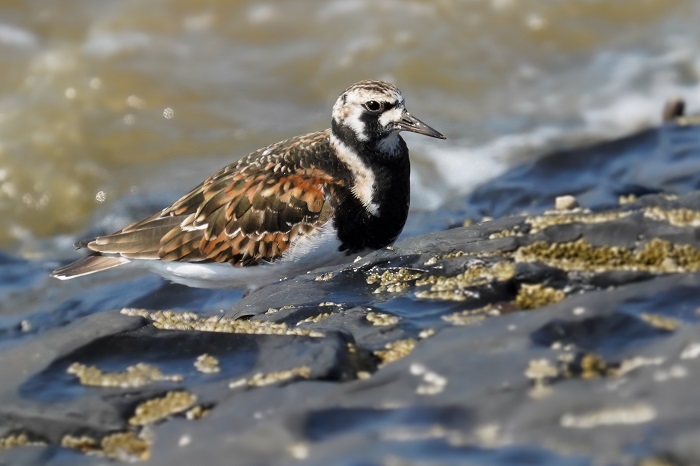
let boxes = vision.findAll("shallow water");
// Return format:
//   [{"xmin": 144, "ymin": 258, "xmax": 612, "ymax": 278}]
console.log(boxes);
[{"xmin": 0, "ymin": 0, "xmax": 699, "ymax": 256}]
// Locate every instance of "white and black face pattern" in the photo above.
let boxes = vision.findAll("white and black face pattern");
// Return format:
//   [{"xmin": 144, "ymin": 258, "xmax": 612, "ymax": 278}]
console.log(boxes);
[
  {"xmin": 331, "ymin": 80, "xmax": 446, "ymax": 154},
  {"xmin": 332, "ymin": 80, "xmax": 406, "ymax": 144}
]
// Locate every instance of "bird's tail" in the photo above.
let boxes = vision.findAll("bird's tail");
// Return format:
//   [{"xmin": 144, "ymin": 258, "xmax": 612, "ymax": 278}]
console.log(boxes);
[{"xmin": 51, "ymin": 255, "xmax": 130, "ymax": 280}]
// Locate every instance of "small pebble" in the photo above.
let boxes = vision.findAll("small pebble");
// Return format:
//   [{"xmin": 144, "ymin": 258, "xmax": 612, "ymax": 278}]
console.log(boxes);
[
  {"xmin": 555, "ymin": 195, "xmax": 578, "ymax": 211},
  {"xmin": 662, "ymin": 97, "xmax": 685, "ymax": 122}
]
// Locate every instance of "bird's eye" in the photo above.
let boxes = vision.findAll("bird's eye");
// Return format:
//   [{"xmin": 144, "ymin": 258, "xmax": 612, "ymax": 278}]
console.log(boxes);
[{"xmin": 364, "ymin": 100, "xmax": 382, "ymax": 112}]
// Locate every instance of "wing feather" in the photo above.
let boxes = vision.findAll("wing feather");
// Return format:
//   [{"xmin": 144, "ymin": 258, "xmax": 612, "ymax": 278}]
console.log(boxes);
[{"xmin": 81, "ymin": 130, "xmax": 344, "ymax": 267}]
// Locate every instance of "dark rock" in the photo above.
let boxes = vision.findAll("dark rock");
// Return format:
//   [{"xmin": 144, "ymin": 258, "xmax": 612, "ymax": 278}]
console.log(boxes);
[{"xmin": 448, "ymin": 121, "xmax": 700, "ymax": 223}]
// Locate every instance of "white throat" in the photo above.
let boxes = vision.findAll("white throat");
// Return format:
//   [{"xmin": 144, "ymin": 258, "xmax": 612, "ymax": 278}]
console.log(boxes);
[{"xmin": 330, "ymin": 133, "xmax": 380, "ymax": 216}]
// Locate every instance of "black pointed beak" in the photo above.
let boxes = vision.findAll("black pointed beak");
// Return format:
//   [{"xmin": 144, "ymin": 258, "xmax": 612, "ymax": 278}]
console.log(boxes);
[{"xmin": 396, "ymin": 112, "xmax": 446, "ymax": 139}]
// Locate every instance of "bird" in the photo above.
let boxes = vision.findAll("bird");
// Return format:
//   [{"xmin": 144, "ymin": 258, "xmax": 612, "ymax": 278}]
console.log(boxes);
[{"xmin": 52, "ymin": 80, "xmax": 446, "ymax": 290}]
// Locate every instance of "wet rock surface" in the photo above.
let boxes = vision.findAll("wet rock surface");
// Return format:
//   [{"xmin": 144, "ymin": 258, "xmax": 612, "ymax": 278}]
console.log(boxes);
[{"xmin": 3, "ymin": 119, "xmax": 700, "ymax": 465}]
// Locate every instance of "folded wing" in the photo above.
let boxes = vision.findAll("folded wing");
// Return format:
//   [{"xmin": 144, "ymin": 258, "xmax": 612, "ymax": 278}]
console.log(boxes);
[{"xmin": 86, "ymin": 164, "xmax": 341, "ymax": 267}]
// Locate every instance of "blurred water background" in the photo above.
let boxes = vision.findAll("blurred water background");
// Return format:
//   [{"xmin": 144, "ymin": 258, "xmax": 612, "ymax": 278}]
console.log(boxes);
[{"xmin": 0, "ymin": 0, "xmax": 698, "ymax": 259}]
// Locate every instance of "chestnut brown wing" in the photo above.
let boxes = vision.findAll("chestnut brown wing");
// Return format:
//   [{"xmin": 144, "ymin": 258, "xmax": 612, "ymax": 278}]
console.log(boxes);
[
  {"xmin": 164, "ymin": 167, "xmax": 340, "ymax": 266},
  {"xmin": 87, "ymin": 166, "xmax": 342, "ymax": 267}
]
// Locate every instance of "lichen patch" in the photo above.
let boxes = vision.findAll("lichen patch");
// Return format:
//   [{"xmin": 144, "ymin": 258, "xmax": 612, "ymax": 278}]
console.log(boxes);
[
  {"xmin": 128, "ymin": 391, "xmax": 197, "ymax": 426},
  {"xmin": 194, "ymin": 354, "xmax": 220, "ymax": 374},
  {"xmin": 366, "ymin": 311, "xmax": 399, "ymax": 326},
  {"xmin": 525, "ymin": 210, "xmax": 633, "ymax": 234},
  {"xmin": 0, "ymin": 433, "xmax": 44, "ymax": 451},
  {"xmin": 643, "ymin": 206, "xmax": 700, "ymax": 227},
  {"xmin": 525, "ymin": 359, "xmax": 560, "ymax": 382},
  {"xmin": 618, "ymin": 194, "xmax": 637, "ymax": 205},
  {"xmin": 488, "ymin": 228, "xmax": 524, "ymax": 239},
  {"xmin": 374, "ymin": 339, "xmax": 417, "ymax": 366},
  {"xmin": 423, "ymin": 250, "xmax": 466, "ymax": 266},
  {"xmin": 525, "ymin": 358, "xmax": 559, "ymax": 398},
  {"xmin": 561, "ymin": 404, "xmax": 656, "ymax": 429},
  {"xmin": 566, "ymin": 353, "xmax": 609, "ymax": 379},
  {"xmin": 514, "ymin": 284, "xmax": 565, "ymax": 310},
  {"xmin": 185, "ymin": 405, "xmax": 212, "ymax": 420},
  {"xmin": 367, "ymin": 268, "xmax": 423, "ymax": 293},
  {"xmin": 442, "ymin": 304, "xmax": 500, "ymax": 326},
  {"xmin": 415, "ymin": 261, "xmax": 515, "ymax": 302},
  {"xmin": 640, "ymin": 313, "xmax": 680, "ymax": 331},
  {"xmin": 121, "ymin": 308, "xmax": 324, "ymax": 337},
  {"xmin": 61, "ymin": 435, "xmax": 97, "ymax": 453},
  {"xmin": 314, "ymin": 272, "xmax": 334, "ymax": 281},
  {"xmin": 67, "ymin": 362, "xmax": 182, "ymax": 387},
  {"xmin": 513, "ymin": 238, "xmax": 700, "ymax": 273},
  {"xmin": 297, "ymin": 312, "xmax": 331, "ymax": 325},
  {"xmin": 100, "ymin": 432, "xmax": 151, "ymax": 461},
  {"xmin": 229, "ymin": 366, "xmax": 311, "ymax": 389},
  {"xmin": 60, "ymin": 432, "xmax": 150, "ymax": 461}
]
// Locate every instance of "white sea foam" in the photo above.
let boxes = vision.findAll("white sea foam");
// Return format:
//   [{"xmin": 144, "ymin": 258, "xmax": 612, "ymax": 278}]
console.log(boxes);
[
  {"xmin": 411, "ymin": 36, "xmax": 700, "ymax": 211},
  {"xmin": 0, "ymin": 23, "xmax": 37, "ymax": 48},
  {"xmin": 409, "ymin": 125, "xmax": 570, "ymax": 210},
  {"xmin": 82, "ymin": 30, "xmax": 152, "ymax": 57}
]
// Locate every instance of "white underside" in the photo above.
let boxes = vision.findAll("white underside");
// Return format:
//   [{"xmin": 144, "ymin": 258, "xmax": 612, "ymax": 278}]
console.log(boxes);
[{"xmin": 131, "ymin": 224, "xmax": 356, "ymax": 289}]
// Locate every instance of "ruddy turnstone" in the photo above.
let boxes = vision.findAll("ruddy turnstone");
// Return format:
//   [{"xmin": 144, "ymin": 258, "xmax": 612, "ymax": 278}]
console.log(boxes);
[{"xmin": 52, "ymin": 80, "xmax": 446, "ymax": 289}]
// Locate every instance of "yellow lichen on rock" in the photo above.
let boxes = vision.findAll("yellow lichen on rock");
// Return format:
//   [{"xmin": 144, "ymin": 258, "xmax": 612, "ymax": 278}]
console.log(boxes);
[
  {"xmin": 514, "ymin": 284, "xmax": 565, "ymax": 310},
  {"xmin": 442, "ymin": 304, "xmax": 499, "ymax": 326},
  {"xmin": 514, "ymin": 238, "xmax": 700, "ymax": 273},
  {"xmin": 423, "ymin": 250, "xmax": 466, "ymax": 266},
  {"xmin": 0, "ymin": 433, "xmax": 41, "ymax": 451},
  {"xmin": 525, "ymin": 358, "xmax": 559, "ymax": 398},
  {"xmin": 194, "ymin": 354, "xmax": 220, "ymax": 374},
  {"xmin": 643, "ymin": 207, "xmax": 700, "ymax": 227},
  {"xmin": 674, "ymin": 115, "xmax": 700, "ymax": 126},
  {"xmin": 525, "ymin": 210, "xmax": 633, "ymax": 234},
  {"xmin": 561, "ymin": 404, "xmax": 656, "ymax": 429},
  {"xmin": 229, "ymin": 366, "xmax": 311, "ymax": 389},
  {"xmin": 443, "ymin": 313, "xmax": 486, "ymax": 326},
  {"xmin": 417, "ymin": 261, "xmax": 515, "ymax": 289},
  {"xmin": 367, "ymin": 269, "xmax": 423, "ymax": 293},
  {"xmin": 186, "ymin": 405, "xmax": 211, "ymax": 420},
  {"xmin": 67, "ymin": 362, "xmax": 182, "ymax": 387},
  {"xmin": 640, "ymin": 313, "xmax": 680, "ymax": 331},
  {"xmin": 618, "ymin": 194, "xmax": 637, "ymax": 205},
  {"xmin": 366, "ymin": 311, "xmax": 399, "ymax": 326},
  {"xmin": 128, "ymin": 391, "xmax": 197, "ymax": 426},
  {"xmin": 415, "ymin": 262, "xmax": 515, "ymax": 302},
  {"xmin": 488, "ymin": 228, "xmax": 524, "ymax": 239},
  {"xmin": 314, "ymin": 272, "xmax": 334, "ymax": 281},
  {"xmin": 374, "ymin": 339, "xmax": 417, "ymax": 366},
  {"xmin": 62, "ymin": 433, "xmax": 146, "ymax": 460},
  {"xmin": 100, "ymin": 432, "xmax": 151, "ymax": 461},
  {"xmin": 515, "ymin": 240, "xmax": 630, "ymax": 270},
  {"xmin": 121, "ymin": 308, "xmax": 323, "ymax": 337},
  {"xmin": 575, "ymin": 354, "xmax": 609, "ymax": 379},
  {"xmin": 525, "ymin": 358, "xmax": 560, "ymax": 381},
  {"xmin": 670, "ymin": 244, "xmax": 700, "ymax": 270},
  {"xmin": 61, "ymin": 435, "xmax": 97, "ymax": 452},
  {"xmin": 297, "ymin": 312, "xmax": 332, "ymax": 325}
]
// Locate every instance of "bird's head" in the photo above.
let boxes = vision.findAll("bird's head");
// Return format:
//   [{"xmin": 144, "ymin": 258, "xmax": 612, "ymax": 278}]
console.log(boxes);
[{"xmin": 331, "ymin": 80, "xmax": 445, "ymax": 153}]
